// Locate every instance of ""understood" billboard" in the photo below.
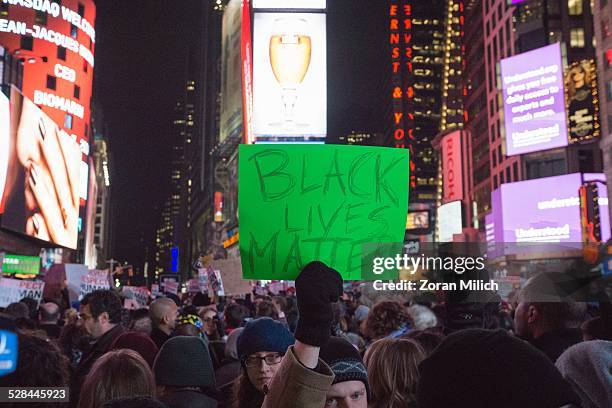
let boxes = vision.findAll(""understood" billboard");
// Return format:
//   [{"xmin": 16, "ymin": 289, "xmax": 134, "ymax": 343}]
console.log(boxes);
[
  {"xmin": 500, "ymin": 43, "xmax": 568, "ymax": 156},
  {"xmin": 252, "ymin": 12, "xmax": 326, "ymax": 140}
]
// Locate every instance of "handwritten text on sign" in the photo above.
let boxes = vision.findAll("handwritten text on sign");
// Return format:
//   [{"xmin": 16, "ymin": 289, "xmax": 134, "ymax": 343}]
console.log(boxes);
[{"xmin": 238, "ymin": 144, "xmax": 409, "ymax": 280}]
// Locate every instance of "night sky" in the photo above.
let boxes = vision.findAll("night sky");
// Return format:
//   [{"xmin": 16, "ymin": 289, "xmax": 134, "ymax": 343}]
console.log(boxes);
[{"xmin": 94, "ymin": 0, "xmax": 387, "ymax": 269}]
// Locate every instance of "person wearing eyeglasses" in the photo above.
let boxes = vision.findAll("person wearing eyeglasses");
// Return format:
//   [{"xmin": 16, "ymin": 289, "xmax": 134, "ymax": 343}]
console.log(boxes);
[
  {"xmin": 199, "ymin": 305, "xmax": 222, "ymax": 341},
  {"xmin": 234, "ymin": 317, "xmax": 295, "ymax": 408}
]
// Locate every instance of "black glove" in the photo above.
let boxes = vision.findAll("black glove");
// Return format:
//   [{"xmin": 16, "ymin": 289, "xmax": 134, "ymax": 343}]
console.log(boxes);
[{"xmin": 294, "ymin": 261, "xmax": 343, "ymax": 347}]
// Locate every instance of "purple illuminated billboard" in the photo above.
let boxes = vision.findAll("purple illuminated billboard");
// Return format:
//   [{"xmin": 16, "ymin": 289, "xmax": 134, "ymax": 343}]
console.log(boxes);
[
  {"xmin": 488, "ymin": 173, "xmax": 610, "ymax": 248},
  {"xmin": 500, "ymin": 43, "xmax": 568, "ymax": 156}
]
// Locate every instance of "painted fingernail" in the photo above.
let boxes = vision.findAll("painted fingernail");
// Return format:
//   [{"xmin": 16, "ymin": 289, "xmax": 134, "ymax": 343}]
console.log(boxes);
[
  {"xmin": 38, "ymin": 117, "xmax": 46, "ymax": 140},
  {"xmin": 32, "ymin": 213, "xmax": 41, "ymax": 233},
  {"xmin": 29, "ymin": 163, "xmax": 39, "ymax": 186}
]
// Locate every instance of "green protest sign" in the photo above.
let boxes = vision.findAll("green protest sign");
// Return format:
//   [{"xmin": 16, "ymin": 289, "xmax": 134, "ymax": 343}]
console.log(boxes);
[{"xmin": 238, "ymin": 144, "xmax": 409, "ymax": 280}]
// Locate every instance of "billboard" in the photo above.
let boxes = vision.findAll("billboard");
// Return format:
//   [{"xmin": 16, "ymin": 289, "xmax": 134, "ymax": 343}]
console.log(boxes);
[
  {"xmin": 406, "ymin": 211, "xmax": 429, "ymax": 230},
  {"xmin": 242, "ymin": 0, "xmax": 254, "ymax": 144},
  {"xmin": 0, "ymin": 91, "xmax": 9, "ymax": 211},
  {"xmin": 500, "ymin": 43, "xmax": 568, "ymax": 156},
  {"xmin": 253, "ymin": 0, "xmax": 326, "ymax": 9},
  {"xmin": 437, "ymin": 200, "xmax": 463, "ymax": 243},
  {"xmin": 1, "ymin": 88, "xmax": 82, "ymax": 249},
  {"xmin": 565, "ymin": 60, "xmax": 600, "ymax": 144},
  {"xmin": 489, "ymin": 173, "xmax": 610, "ymax": 245},
  {"xmin": 220, "ymin": 0, "xmax": 244, "ymax": 144},
  {"xmin": 441, "ymin": 131, "xmax": 463, "ymax": 202},
  {"xmin": 253, "ymin": 12, "xmax": 326, "ymax": 140}
]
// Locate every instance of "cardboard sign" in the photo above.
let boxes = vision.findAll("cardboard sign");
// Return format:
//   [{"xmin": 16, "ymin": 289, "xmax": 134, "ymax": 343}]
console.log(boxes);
[
  {"xmin": 164, "ymin": 280, "xmax": 179, "ymax": 295},
  {"xmin": 80, "ymin": 270, "xmax": 111, "ymax": 300},
  {"xmin": 65, "ymin": 263, "xmax": 89, "ymax": 302},
  {"xmin": 238, "ymin": 144, "xmax": 409, "ymax": 280},
  {"xmin": 210, "ymin": 258, "xmax": 252, "ymax": 296},
  {"xmin": 122, "ymin": 286, "xmax": 149, "ymax": 308},
  {"xmin": 208, "ymin": 269, "xmax": 225, "ymax": 296},
  {"xmin": 0, "ymin": 278, "xmax": 45, "ymax": 307},
  {"xmin": 198, "ymin": 269, "xmax": 209, "ymax": 293},
  {"xmin": 151, "ymin": 284, "xmax": 160, "ymax": 298},
  {"xmin": 187, "ymin": 279, "xmax": 201, "ymax": 293}
]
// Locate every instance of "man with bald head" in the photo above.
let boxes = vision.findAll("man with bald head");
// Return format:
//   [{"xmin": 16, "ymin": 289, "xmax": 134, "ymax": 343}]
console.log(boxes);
[
  {"xmin": 38, "ymin": 302, "xmax": 61, "ymax": 339},
  {"xmin": 149, "ymin": 297, "xmax": 178, "ymax": 349}
]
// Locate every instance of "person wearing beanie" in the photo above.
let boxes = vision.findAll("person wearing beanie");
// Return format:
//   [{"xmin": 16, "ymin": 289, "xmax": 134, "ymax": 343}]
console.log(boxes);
[
  {"xmin": 260, "ymin": 261, "xmax": 343, "ymax": 408},
  {"xmin": 555, "ymin": 340, "xmax": 612, "ymax": 408},
  {"xmin": 233, "ymin": 317, "xmax": 295, "ymax": 408},
  {"xmin": 319, "ymin": 337, "xmax": 369, "ymax": 408},
  {"xmin": 417, "ymin": 329, "xmax": 580, "ymax": 408},
  {"xmin": 111, "ymin": 331, "xmax": 159, "ymax": 368},
  {"xmin": 153, "ymin": 336, "xmax": 217, "ymax": 408}
]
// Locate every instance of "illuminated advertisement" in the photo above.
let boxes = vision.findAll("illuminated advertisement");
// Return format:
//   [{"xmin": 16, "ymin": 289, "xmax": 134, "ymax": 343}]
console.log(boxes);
[
  {"xmin": 437, "ymin": 200, "xmax": 462, "ymax": 243},
  {"xmin": 388, "ymin": 1, "xmax": 416, "ymax": 188},
  {"xmin": 0, "ymin": 91, "xmax": 9, "ymax": 211},
  {"xmin": 1, "ymin": 88, "xmax": 82, "ymax": 249},
  {"xmin": 489, "ymin": 173, "xmax": 610, "ymax": 245},
  {"xmin": 441, "ymin": 130, "xmax": 463, "ymax": 203},
  {"xmin": 220, "ymin": 0, "xmax": 244, "ymax": 144},
  {"xmin": 565, "ymin": 60, "xmax": 600, "ymax": 144},
  {"xmin": 253, "ymin": 0, "xmax": 326, "ymax": 9},
  {"xmin": 406, "ymin": 211, "xmax": 429, "ymax": 230},
  {"xmin": 242, "ymin": 0, "xmax": 254, "ymax": 144},
  {"xmin": 0, "ymin": 0, "xmax": 96, "ymax": 215},
  {"xmin": 500, "ymin": 43, "xmax": 568, "ymax": 156},
  {"xmin": 253, "ymin": 12, "xmax": 326, "ymax": 140}
]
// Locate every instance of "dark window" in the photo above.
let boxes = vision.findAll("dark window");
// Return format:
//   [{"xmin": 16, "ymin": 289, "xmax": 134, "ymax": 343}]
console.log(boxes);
[
  {"xmin": 78, "ymin": 3, "xmax": 85, "ymax": 16},
  {"xmin": 57, "ymin": 46, "xmax": 67, "ymax": 60},
  {"xmin": 500, "ymin": 171, "xmax": 505, "ymax": 184},
  {"xmin": 513, "ymin": 162, "xmax": 519, "ymax": 181},
  {"xmin": 498, "ymin": 146, "xmax": 503, "ymax": 163},
  {"xmin": 46, "ymin": 75, "xmax": 56, "ymax": 90},
  {"xmin": 83, "ymin": 59, "xmax": 88, "ymax": 73},
  {"xmin": 35, "ymin": 10, "xmax": 48, "ymax": 25},
  {"xmin": 506, "ymin": 166, "xmax": 511, "ymax": 182},
  {"xmin": 20, "ymin": 36, "xmax": 34, "ymax": 51},
  {"xmin": 70, "ymin": 24, "xmax": 78, "ymax": 39},
  {"xmin": 52, "ymin": 0, "xmax": 61, "ymax": 4},
  {"xmin": 73, "ymin": 85, "xmax": 80, "ymax": 99},
  {"xmin": 0, "ymin": 4, "xmax": 8, "ymax": 16},
  {"xmin": 493, "ymin": 175, "xmax": 498, "ymax": 189},
  {"xmin": 492, "ymin": 150, "xmax": 497, "ymax": 167},
  {"xmin": 89, "ymin": 38, "xmax": 93, "ymax": 50},
  {"xmin": 64, "ymin": 114, "xmax": 73, "ymax": 129}
]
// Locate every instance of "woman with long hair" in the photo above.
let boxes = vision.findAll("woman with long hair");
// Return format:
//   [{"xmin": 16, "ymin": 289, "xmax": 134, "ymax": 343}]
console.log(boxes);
[
  {"xmin": 78, "ymin": 349, "xmax": 156, "ymax": 408},
  {"xmin": 364, "ymin": 338, "xmax": 426, "ymax": 408}
]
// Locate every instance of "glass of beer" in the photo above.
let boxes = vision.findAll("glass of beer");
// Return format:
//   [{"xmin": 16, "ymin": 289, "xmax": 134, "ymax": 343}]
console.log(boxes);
[{"xmin": 269, "ymin": 18, "xmax": 311, "ymax": 128}]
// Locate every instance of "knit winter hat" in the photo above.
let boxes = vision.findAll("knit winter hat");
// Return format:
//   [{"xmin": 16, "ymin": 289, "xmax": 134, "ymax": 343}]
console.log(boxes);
[
  {"xmin": 153, "ymin": 336, "xmax": 215, "ymax": 388},
  {"xmin": 555, "ymin": 340, "xmax": 612, "ymax": 408},
  {"xmin": 237, "ymin": 317, "xmax": 294, "ymax": 361},
  {"xmin": 417, "ymin": 329, "xmax": 579, "ymax": 408},
  {"xmin": 320, "ymin": 337, "xmax": 369, "ymax": 397},
  {"xmin": 111, "ymin": 331, "xmax": 159, "ymax": 368}
]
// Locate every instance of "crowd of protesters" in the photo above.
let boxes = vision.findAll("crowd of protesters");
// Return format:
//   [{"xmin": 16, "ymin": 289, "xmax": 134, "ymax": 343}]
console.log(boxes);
[{"xmin": 0, "ymin": 261, "xmax": 610, "ymax": 408}]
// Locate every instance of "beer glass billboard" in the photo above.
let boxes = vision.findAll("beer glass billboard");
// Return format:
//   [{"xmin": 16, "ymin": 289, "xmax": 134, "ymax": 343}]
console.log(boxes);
[
  {"xmin": 252, "ymin": 12, "xmax": 326, "ymax": 141},
  {"xmin": 500, "ymin": 43, "xmax": 568, "ymax": 156},
  {"xmin": 253, "ymin": 0, "xmax": 326, "ymax": 9}
]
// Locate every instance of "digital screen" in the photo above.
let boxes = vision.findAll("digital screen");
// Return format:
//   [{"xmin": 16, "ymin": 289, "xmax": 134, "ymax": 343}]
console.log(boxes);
[
  {"xmin": 0, "ymin": 91, "xmax": 9, "ymax": 211},
  {"xmin": 1, "ymin": 254, "xmax": 41, "ymax": 275},
  {"xmin": 565, "ymin": 60, "xmax": 600, "ymax": 143},
  {"xmin": 220, "ymin": 0, "xmax": 244, "ymax": 144},
  {"xmin": 1, "ymin": 88, "xmax": 82, "ymax": 249},
  {"xmin": 253, "ymin": 12, "xmax": 326, "ymax": 140},
  {"xmin": 406, "ymin": 211, "xmax": 429, "ymax": 230},
  {"xmin": 253, "ymin": 0, "xmax": 326, "ymax": 9},
  {"xmin": 492, "ymin": 173, "xmax": 610, "ymax": 244},
  {"xmin": 500, "ymin": 43, "xmax": 568, "ymax": 156},
  {"xmin": 441, "ymin": 130, "xmax": 463, "ymax": 202},
  {"xmin": 437, "ymin": 201, "xmax": 462, "ymax": 243}
]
